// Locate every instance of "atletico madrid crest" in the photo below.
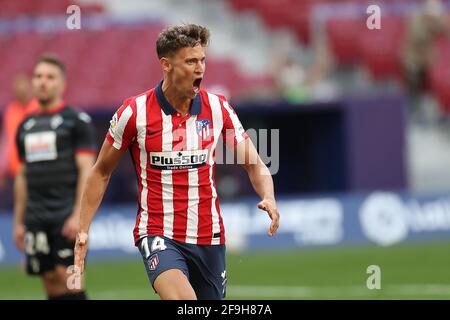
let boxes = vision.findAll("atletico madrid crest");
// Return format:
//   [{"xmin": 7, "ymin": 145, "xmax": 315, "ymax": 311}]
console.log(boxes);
[
  {"xmin": 196, "ymin": 119, "xmax": 211, "ymax": 139},
  {"xmin": 148, "ymin": 254, "xmax": 159, "ymax": 271}
]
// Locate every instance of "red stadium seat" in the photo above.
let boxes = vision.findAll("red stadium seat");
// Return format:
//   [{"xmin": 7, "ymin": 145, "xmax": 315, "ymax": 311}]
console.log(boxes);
[
  {"xmin": 326, "ymin": 17, "xmax": 365, "ymax": 65},
  {"xmin": 359, "ymin": 16, "xmax": 406, "ymax": 81},
  {"xmin": 429, "ymin": 38, "xmax": 450, "ymax": 114},
  {"xmin": 0, "ymin": 20, "xmax": 271, "ymax": 109}
]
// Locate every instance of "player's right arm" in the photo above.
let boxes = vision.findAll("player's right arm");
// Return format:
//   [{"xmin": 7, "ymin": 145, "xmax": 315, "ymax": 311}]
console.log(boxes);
[
  {"xmin": 13, "ymin": 163, "xmax": 27, "ymax": 251},
  {"xmin": 13, "ymin": 120, "xmax": 28, "ymax": 252},
  {"xmin": 75, "ymin": 99, "xmax": 136, "ymax": 273},
  {"xmin": 74, "ymin": 140, "xmax": 125, "ymax": 273}
]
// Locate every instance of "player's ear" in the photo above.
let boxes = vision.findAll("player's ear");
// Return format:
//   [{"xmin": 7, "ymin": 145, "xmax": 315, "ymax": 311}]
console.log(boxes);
[{"xmin": 160, "ymin": 57, "xmax": 172, "ymax": 73}]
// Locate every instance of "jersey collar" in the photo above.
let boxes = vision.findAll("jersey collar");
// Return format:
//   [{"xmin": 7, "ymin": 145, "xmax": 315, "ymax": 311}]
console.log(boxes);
[
  {"xmin": 155, "ymin": 80, "xmax": 202, "ymax": 116},
  {"xmin": 38, "ymin": 101, "xmax": 65, "ymax": 115}
]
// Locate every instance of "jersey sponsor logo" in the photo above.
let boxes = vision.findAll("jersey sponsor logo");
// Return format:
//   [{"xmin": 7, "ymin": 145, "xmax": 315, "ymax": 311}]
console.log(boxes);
[
  {"xmin": 196, "ymin": 119, "xmax": 211, "ymax": 139},
  {"xmin": 24, "ymin": 131, "xmax": 58, "ymax": 163},
  {"xmin": 150, "ymin": 149, "xmax": 208, "ymax": 170}
]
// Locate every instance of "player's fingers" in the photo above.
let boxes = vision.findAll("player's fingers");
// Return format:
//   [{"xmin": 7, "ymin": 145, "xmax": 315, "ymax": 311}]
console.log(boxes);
[
  {"xmin": 15, "ymin": 238, "xmax": 25, "ymax": 252},
  {"xmin": 15, "ymin": 233, "xmax": 25, "ymax": 251},
  {"xmin": 77, "ymin": 256, "xmax": 85, "ymax": 274},
  {"xmin": 74, "ymin": 248, "xmax": 85, "ymax": 274},
  {"xmin": 257, "ymin": 202, "xmax": 267, "ymax": 211},
  {"xmin": 268, "ymin": 209, "xmax": 280, "ymax": 236}
]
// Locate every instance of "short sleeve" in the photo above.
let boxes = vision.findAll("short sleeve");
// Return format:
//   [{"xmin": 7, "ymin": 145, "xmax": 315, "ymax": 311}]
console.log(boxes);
[
  {"xmin": 74, "ymin": 111, "xmax": 97, "ymax": 155},
  {"xmin": 15, "ymin": 120, "xmax": 26, "ymax": 161},
  {"xmin": 220, "ymin": 98, "xmax": 248, "ymax": 147},
  {"xmin": 105, "ymin": 99, "xmax": 136, "ymax": 151}
]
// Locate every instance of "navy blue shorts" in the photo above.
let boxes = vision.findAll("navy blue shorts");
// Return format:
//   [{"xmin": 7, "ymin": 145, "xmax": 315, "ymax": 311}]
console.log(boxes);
[{"xmin": 137, "ymin": 236, "xmax": 227, "ymax": 300}]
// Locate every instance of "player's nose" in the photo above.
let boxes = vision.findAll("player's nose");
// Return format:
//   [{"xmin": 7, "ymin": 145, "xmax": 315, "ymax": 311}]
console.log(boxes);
[{"xmin": 195, "ymin": 61, "xmax": 205, "ymax": 74}]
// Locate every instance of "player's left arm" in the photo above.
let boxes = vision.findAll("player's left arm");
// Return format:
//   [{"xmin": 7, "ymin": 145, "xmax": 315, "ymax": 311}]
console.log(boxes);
[
  {"xmin": 236, "ymin": 138, "xmax": 280, "ymax": 236},
  {"xmin": 62, "ymin": 112, "xmax": 97, "ymax": 241},
  {"xmin": 221, "ymin": 97, "xmax": 280, "ymax": 236}
]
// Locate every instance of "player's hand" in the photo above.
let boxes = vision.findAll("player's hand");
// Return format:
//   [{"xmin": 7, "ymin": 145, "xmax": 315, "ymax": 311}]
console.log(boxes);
[
  {"xmin": 62, "ymin": 213, "xmax": 79, "ymax": 241},
  {"xmin": 13, "ymin": 224, "xmax": 26, "ymax": 252},
  {"xmin": 74, "ymin": 231, "xmax": 89, "ymax": 274},
  {"xmin": 257, "ymin": 198, "xmax": 280, "ymax": 237}
]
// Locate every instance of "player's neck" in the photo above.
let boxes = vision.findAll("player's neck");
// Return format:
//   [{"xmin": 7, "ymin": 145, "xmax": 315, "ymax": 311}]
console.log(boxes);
[
  {"xmin": 162, "ymin": 80, "xmax": 191, "ymax": 116},
  {"xmin": 38, "ymin": 98, "xmax": 63, "ymax": 112}
]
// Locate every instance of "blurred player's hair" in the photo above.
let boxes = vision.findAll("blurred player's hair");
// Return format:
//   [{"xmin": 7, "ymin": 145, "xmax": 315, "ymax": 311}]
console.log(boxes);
[
  {"xmin": 156, "ymin": 23, "xmax": 210, "ymax": 58},
  {"xmin": 35, "ymin": 53, "xmax": 66, "ymax": 77}
]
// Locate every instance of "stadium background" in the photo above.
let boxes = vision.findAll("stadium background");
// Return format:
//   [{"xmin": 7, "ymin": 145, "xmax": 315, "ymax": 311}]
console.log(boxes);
[{"xmin": 1, "ymin": 0, "xmax": 450, "ymax": 299}]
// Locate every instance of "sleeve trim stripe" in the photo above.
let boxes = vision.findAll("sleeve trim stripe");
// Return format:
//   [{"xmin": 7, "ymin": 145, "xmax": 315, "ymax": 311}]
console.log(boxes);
[
  {"xmin": 222, "ymin": 100, "xmax": 245, "ymax": 144},
  {"xmin": 75, "ymin": 149, "xmax": 97, "ymax": 155}
]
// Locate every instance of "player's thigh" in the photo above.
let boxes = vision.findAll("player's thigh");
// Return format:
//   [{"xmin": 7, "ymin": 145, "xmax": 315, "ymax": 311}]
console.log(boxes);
[
  {"xmin": 154, "ymin": 269, "xmax": 196, "ymax": 300},
  {"xmin": 23, "ymin": 226, "xmax": 54, "ymax": 276},
  {"xmin": 137, "ymin": 236, "xmax": 195, "ymax": 299},
  {"xmin": 185, "ymin": 244, "xmax": 227, "ymax": 300}
]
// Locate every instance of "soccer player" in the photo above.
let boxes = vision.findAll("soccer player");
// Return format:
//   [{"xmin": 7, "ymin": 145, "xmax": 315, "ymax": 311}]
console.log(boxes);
[
  {"xmin": 75, "ymin": 24, "xmax": 280, "ymax": 300},
  {"xmin": 0, "ymin": 74, "xmax": 38, "ymax": 188},
  {"xmin": 14, "ymin": 54, "xmax": 97, "ymax": 300}
]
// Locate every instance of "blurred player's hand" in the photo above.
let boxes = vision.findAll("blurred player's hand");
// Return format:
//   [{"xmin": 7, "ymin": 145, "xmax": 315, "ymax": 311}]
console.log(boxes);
[
  {"xmin": 257, "ymin": 199, "xmax": 280, "ymax": 237},
  {"xmin": 62, "ymin": 213, "xmax": 79, "ymax": 241},
  {"xmin": 74, "ymin": 231, "xmax": 89, "ymax": 274},
  {"xmin": 13, "ymin": 224, "xmax": 26, "ymax": 252}
]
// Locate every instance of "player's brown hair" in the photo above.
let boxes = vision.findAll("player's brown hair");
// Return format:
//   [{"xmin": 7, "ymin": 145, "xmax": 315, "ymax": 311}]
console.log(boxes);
[
  {"xmin": 156, "ymin": 24, "xmax": 210, "ymax": 59},
  {"xmin": 34, "ymin": 53, "xmax": 66, "ymax": 76}
]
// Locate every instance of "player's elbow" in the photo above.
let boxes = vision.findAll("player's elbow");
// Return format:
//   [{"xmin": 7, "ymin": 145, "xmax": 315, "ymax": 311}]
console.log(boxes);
[
  {"xmin": 243, "ymin": 160, "xmax": 271, "ymax": 178},
  {"xmin": 242, "ymin": 161, "xmax": 261, "ymax": 176},
  {"xmin": 92, "ymin": 161, "xmax": 113, "ymax": 182}
]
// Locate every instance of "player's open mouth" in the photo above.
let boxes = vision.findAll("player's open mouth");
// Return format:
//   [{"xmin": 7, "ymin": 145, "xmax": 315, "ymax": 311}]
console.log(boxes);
[{"xmin": 193, "ymin": 78, "xmax": 202, "ymax": 94}]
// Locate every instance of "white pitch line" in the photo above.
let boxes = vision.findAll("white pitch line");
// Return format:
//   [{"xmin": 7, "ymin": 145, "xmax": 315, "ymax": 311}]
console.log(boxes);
[
  {"xmin": 88, "ymin": 284, "xmax": 450, "ymax": 299},
  {"xmin": 4, "ymin": 284, "xmax": 450, "ymax": 300}
]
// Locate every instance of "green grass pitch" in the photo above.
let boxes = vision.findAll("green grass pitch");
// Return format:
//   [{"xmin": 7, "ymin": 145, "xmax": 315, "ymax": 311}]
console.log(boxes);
[{"xmin": 1, "ymin": 241, "xmax": 449, "ymax": 299}]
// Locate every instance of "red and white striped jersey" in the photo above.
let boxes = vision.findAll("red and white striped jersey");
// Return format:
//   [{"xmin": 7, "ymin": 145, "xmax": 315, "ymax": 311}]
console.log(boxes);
[{"xmin": 106, "ymin": 81, "xmax": 248, "ymax": 245}]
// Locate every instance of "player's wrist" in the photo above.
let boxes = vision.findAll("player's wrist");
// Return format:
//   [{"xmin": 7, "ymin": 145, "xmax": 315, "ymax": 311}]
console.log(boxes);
[
  {"xmin": 263, "ymin": 197, "xmax": 276, "ymax": 204},
  {"xmin": 13, "ymin": 222, "xmax": 25, "ymax": 229}
]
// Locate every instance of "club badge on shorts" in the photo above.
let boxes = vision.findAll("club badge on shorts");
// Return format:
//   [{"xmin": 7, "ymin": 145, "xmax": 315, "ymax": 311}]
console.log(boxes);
[{"xmin": 148, "ymin": 254, "xmax": 159, "ymax": 271}]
